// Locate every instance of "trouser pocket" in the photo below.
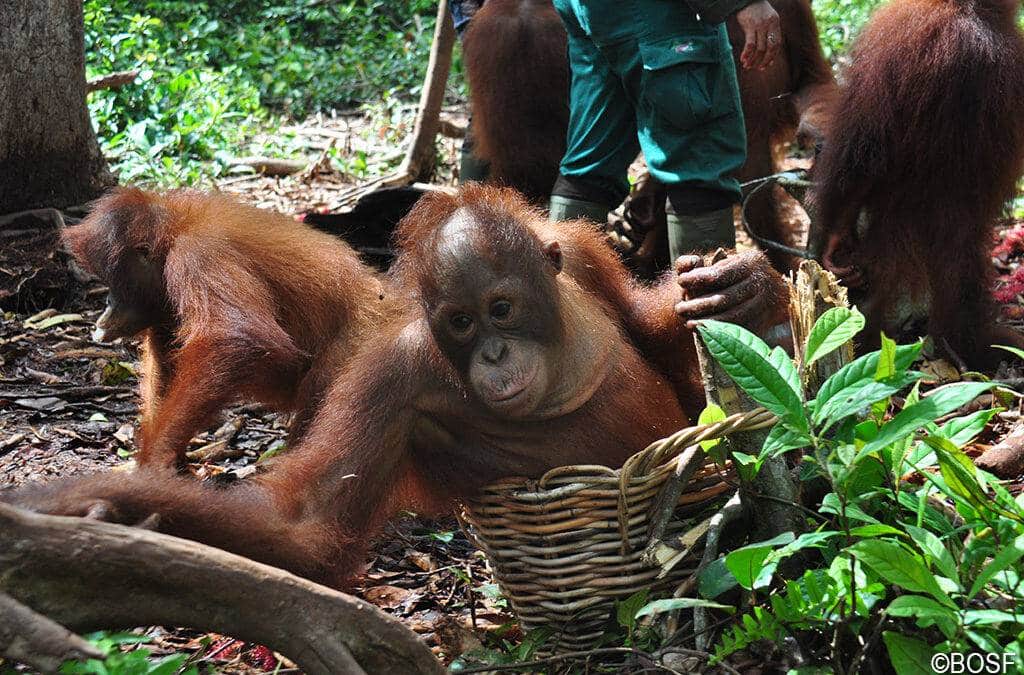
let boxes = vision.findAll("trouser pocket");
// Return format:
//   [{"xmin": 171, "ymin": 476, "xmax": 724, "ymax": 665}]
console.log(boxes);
[{"xmin": 639, "ymin": 33, "xmax": 732, "ymax": 129}]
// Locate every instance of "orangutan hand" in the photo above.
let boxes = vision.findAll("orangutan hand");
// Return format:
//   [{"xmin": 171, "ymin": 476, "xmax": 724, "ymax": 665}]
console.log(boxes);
[{"xmin": 675, "ymin": 250, "xmax": 789, "ymax": 334}]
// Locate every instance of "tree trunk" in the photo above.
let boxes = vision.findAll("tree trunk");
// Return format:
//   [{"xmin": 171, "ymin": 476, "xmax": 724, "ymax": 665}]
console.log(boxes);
[{"xmin": 0, "ymin": 0, "xmax": 114, "ymax": 213}]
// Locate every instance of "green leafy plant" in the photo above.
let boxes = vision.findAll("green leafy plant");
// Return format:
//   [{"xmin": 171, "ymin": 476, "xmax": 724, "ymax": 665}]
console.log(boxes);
[
  {"xmin": 83, "ymin": 0, "xmax": 455, "ymax": 184},
  {"xmin": 59, "ymin": 631, "xmax": 198, "ymax": 675},
  {"xmin": 693, "ymin": 309, "xmax": 1024, "ymax": 673}
]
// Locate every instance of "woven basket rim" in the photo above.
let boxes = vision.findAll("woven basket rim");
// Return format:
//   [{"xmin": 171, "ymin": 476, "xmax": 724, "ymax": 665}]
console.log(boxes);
[{"xmin": 475, "ymin": 407, "xmax": 775, "ymax": 498}]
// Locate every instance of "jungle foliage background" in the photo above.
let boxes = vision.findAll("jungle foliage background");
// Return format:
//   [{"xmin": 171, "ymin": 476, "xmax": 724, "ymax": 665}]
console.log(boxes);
[{"xmin": 85, "ymin": 0, "xmax": 1024, "ymax": 214}]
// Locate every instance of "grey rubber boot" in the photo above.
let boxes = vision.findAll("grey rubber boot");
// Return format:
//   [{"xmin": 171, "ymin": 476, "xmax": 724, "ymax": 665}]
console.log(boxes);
[
  {"xmin": 549, "ymin": 195, "xmax": 612, "ymax": 225},
  {"xmin": 666, "ymin": 207, "xmax": 736, "ymax": 260}
]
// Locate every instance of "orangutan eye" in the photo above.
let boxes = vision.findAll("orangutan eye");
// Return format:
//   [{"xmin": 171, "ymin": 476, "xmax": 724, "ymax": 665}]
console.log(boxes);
[
  {"xmin": 490, "ymin": 300, "xmax": 512, "ymax": 320},
  {"xmin": 450, "ymin": 313, "xmax": 473, "ymax": 334}
]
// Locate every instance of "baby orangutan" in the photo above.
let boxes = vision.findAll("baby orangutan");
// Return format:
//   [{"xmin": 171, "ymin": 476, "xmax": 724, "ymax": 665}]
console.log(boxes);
[
  {"xmin": 11, "ymin": 185, "xmax": 789, "ymax": 587},
  {"xmin": 63, "ymin": 188, "xmax": 385, "ymax": 468}
]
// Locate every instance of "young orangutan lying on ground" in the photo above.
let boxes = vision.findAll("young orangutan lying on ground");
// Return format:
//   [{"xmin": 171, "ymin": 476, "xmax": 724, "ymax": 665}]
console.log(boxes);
[{"xmin": 6, "ymin": 185, "xmax": 789, "ymax": 588}]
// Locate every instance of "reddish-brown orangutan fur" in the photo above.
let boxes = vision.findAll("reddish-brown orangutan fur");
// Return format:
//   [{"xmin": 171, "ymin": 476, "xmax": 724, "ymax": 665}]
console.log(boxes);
[
  {"xmin": 11, "ymin": 185, "xmax": 755, "ymax": 588},
  {"xmin": 62, "ymin": 189, "xmax": 386, "ymax": 468},
  {"xmin": 813, "ymin": 0, "xmax": 1024, "ymax": 365},
  {"xmin": 462, "ymin": 0, "xmax": 838, "ymax": 272},
  {"xmin": 462, "ymin": 0, "xmax": 569, "ymax": 203}
]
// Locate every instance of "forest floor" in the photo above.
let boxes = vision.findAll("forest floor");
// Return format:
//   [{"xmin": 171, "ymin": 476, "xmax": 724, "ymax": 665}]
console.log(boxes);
[{"xmin": 3, "ymin": 113, "xmax": 1024, "ymax": 673}]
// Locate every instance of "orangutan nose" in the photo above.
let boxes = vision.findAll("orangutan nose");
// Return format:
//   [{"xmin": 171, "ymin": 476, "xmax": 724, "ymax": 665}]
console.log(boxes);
[{"xmin": 481, "ymin": 338, "xmax": 509, "ymax": 365}]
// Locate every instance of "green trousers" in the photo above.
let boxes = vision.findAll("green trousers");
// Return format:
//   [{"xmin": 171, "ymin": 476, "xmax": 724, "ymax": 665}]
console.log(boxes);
[{"xmin": 551, "ymin": 0, "xmax": 747, "ymax": 205}]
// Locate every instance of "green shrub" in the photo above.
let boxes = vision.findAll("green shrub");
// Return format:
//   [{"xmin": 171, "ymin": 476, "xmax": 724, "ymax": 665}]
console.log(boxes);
[
  {"xmin": 676, "ymin": 312, "xmax": 1024, "ymax": 673},
  {"xmin": 84, "ymin": 0, "xmax": 447, "ymax": 184}
]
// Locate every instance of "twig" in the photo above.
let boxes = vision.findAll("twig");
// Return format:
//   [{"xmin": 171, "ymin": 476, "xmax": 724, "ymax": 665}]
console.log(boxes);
[
  {"xmin": 940, "ymin": 337, "xmax": 969, "ymax": 373},
  {"xmin": 326, "ymin": 0, "xmax": 454, "ymax": 212},
  {"xmin": 455, "ymin": 647, "xmax": 659, "ymax": 674},
  {"xmin": 643, "ymin": 444, "xmax": 707, "ymax": 566},
  {"xmin": 86, "ymin": 70, "xmax": 139, "ymax": 93},
  {"xmin": 694, "ymin": 492, "xmax": 744, "ymax": 652},
  {"xmin": 0, "ymin": 207, "xmax": 65, "ymax": 230},
  {"xmin": 746, "ymin": 491, "xmax": 830, "ymax": 523},
  {"xmin": 227, "ymin": 157, "xmax": 307, "ymax": 177},
  {"xmin": 457, "ymin": 645, "xmax": 741, "ymax": 675}
]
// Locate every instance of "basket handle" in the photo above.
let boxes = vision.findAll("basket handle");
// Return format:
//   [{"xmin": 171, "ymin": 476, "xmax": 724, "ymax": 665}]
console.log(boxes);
[{"xmin": 614, "ymin": 408, "xmax": 777, "ymax": 554}]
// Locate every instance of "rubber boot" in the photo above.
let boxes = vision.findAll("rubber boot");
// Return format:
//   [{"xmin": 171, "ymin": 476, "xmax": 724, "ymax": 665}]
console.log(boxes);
[
  {"xmin": 666, "ymin": 207, "xmax": 736, "ymax": 260},
  {"xmin": 549, "ymin": 195, "xmax": 612, "ymax": 225}
]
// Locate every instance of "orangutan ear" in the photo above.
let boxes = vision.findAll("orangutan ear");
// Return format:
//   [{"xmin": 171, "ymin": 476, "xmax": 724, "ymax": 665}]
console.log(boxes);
[{"xmin": 542, "ymin": 241, "xmax": 562, "ymax": 274}]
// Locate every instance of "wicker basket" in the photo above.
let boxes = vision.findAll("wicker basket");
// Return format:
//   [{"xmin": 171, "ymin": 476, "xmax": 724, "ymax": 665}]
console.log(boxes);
[{"xmin": 460, "ymin": 408, "xmax": 777, "ymax": 652}]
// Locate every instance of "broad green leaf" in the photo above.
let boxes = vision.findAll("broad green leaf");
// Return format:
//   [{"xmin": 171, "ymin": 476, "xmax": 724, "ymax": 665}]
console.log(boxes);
[
  {"xmin": 765, "ymin": 531, "xmax": 840, "ymax": 565},
  {"xmin": 814, "ymin": 343, "xmax": 922, "ymax": 417},
  {"xmin": 635, "ymin": 597, "xmax": 734, "ymax": 618},
  {"xmin": 849, "ymin": 524, "xmax": 906, "ymax": 538},
  {"xmin": 725, "ymin": 533, "xmax": 794, "ymax": 589},
  {"xmin": 698, "ymin": 557, "xmax": 738, "ymax": 598},
  {"xmin": 876, "ymin": 333, "xmax": 898, "ymax": 380},
  {"xmin": 813, "ymin": 371, "xmax": 923, "ymax": 427},
  {"xmin": 759, "ymin": 423, "xmax": 811, "ymax": 460},
  {"xmin": 926, "ymin": 435, "xmax": 988, "ymax": 507},
  {"xmin": 934, "ymin": 408, "xmax": 1000, "ymax": 447},
  {"xmin": 964, "ymin": 609, "xmax": 1024, "ymax": 626},
  {"xmin": 987, "ymin": 470, "xmax": 1021, "ymax": 512},
  {"xmin": 698, "ymin": 404, "xmax": 727, "ymax": 451},
  {"xmin": 149, "ymin": 655, "xmax": 193, "ymax": 675},
  {"xmin": 855, "ymin": 382, "xmax": 997, "ymax": 461},
  {"xmin": 515, "ymin": 627, "xmax": 554, "ymax": 661},
  {"xmin": 887, "ymin": 596, "xmax": 958, "ymax": 639},
  {"xmin": 771, "ymin": 345, "xmax": 802, "ymax": 399},
  {"xmin": 844, "ymin": 459, "xmax": 888, "ymax": 499},
  {"xmin": 964, "ymin": 629, "xmax": 1003, "ymax": 654},
  {"xmin": 616, "ymin": 590, "xmax": 649, "ymax": 631},
  {"xmin": 851, "ymin": 540, "xmax": 955, "ymax": 608},
  {"xmin": 732, "ymin": 451, "xmax": 758, "ymax": 481},
  {"xmin": 968, "ymin": 534, "xmax": 1024, "ymax": 599},
  {"xmin": 820, "ymin": 493, "xmax": 880, "ymax": 525},
  {"xmin": 903, "ymin": 524, "xmax": 958, "ymax": 581},
  {"xmin": 804, "ymin": 306, "xmax": 865, "ymax": 365},
  {"xmin": 897, "ymin": 492, "xmax": 954, "ymax": 536},
  {"xmin": 924, "ymin": 435, "xmax": 1020, "ymax": 521},
  {"xmin": 882, "ymin": 633, "xmax": 935, "ymax": 675},
  {"xmin": 993, "ymin": 344, "xmax": 1024, "ymax": 361},
  {"xmin": 698, "ymin": 321, "xmax": 806, "ymax": 429}
]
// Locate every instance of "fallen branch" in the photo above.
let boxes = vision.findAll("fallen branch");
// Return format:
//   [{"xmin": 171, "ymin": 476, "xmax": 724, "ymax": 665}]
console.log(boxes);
[
  {"xmin": 0, "ymin": 207, "xmax": 65, "ymax": 230},
  {"xmin": 227, "ymin": 157, "xmax": 308, "ymax": 176},
  {"xmin": 86, "ymin": 70, "xmax": 139, "ymax": 93},
  {"xmin": 327, "ymin": 0, "xmax": 454, "ymax": 211},
  {"xmin": 0, "ymin": 504, "xmax": 444, "ymax": 675},
  {"xmin": 394, "ymin": 0, "xmax": 455, "ymax": 182},
  {"xmin": 0, "ymin": 593, "xmax": 102, "ymax": 673}
]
